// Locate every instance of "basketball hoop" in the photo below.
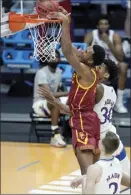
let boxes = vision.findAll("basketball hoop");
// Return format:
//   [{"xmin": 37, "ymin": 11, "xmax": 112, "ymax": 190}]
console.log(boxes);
[{"xmin": 9, "ymin": 12, "xmax": 62, "ymax": 62}]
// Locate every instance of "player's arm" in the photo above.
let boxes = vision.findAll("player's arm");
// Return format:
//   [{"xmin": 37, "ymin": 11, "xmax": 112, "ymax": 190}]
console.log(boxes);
[
  {"xmin": 95, "ymin": 84, "xmax": 104, "ymax": 104},
  {"xmin": 71, "ymin": 46, "xmax": 83, "ymax": 58},
  {"xmin": 60, "ymin": 16, "xmax": 86, "ymax": 76},
  {"xmin": 82, "ymin": 164, "xmax": 102, "ymax": 194},
  {"xmin": 54, "ymin": 99, "xmax": 71, "ymax": 115},
  {"xmin": 39, "ymin": 84, "xmax": 68, "ymax": 98},
  {"xmin": 84, "ymin": 32, "xmax": 93, "ymax": 46},
  {"xmin": 71, "ymin": 175, "xmax": 86, "ymax": 188},
  {"xmin": 110, "ymin": 33, "xmax": 124, "ymax": 61},
  {"xmin": 121, "ymin": 172, "xmax": 131, "ymax": 187},
  {"xmin": 52, "ymin": 97, "xmax": 71, "ymax": 114},
  {"xmin": 39, "ymin": 85, "xmax": 71, "ymax": 115},
  {"xmin": 47, "ymin": 12, "xmax": 88, "ymax": 77},
  {"xmin": 58, "ymin": 6, "xmax": 82, "ymax": 59}
]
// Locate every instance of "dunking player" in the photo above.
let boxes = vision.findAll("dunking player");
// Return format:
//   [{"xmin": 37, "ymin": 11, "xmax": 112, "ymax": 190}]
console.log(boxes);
[
  {"xmin": 71, "ymin": 131, "xmax": 131, "ymax": 194},
  {"xmin": 46, "ymin": 10, "xmax": 105, "ymax": 175},
  {"xmin": 39, "ymin": 59, "xmax": 130, "ymax": 176}
]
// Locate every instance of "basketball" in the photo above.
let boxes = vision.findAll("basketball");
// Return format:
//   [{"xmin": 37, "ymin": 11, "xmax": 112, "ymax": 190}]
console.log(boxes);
[{"xmin": 36, "ymin": 0, "xmax": 59, "ymax": 18}]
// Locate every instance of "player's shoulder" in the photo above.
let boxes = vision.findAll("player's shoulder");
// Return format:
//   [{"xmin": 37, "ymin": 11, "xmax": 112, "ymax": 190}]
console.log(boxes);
[
  {"xmin": 36, "ymin": 66, "xmax": 48, "ymax": 75},
  {"xmin": 101, "ymin": 83, "xmax": 109, "ymax": 90},
  {"xmin": 88, "ymin": 163, "xmax": 102, "ymax": 174},
  {"xmin": 109, "ymin": 29, "xmax": 115, "ymax": 34},
  {"xmin": 102, "ymin": 83, "xmax": 115, "ymax": 93},
  {"xmin": 113, "ymin": 157, "xmax": 123, "ymax": 170},
  {"xmin": 87, "ymin": 163, "xmax": 103, "ymax": 182},
  {"xmin": 92, "ymin": 29, "xmax": 98, "ymax": 34},
  {"xmin": 96, "ymin": 83, "xmax": 104, "ymax": 101},
  {"xmin": 113, "ymin": 157, "xmax": 121, "ymax": 164},
  {"xmin": 56, "ymin": 67, "xmax": 62, "ymax": 74},
  {"xmin": 97, "ymin": 83, "xmax": 104, "ymax": 91},
  {"xmin": 85, "ymin": 30, "xmax": 93, "ymax": 37},
  {"xmin": 39, "ymin": 66, "xmax": 48, "ymax": 71},
  {"xmin": 112, "ymin": 31, "xmax": 121, "ymax": 40}
]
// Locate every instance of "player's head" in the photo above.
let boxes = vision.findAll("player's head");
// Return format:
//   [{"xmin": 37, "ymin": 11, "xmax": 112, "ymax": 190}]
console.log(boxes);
[
  {"xmin": 80, "ymin": 45, "xmax": 105, "ymax": 66},
  {"xmin": 100, "ymin": 131, "xmax": 119, "ymax": 155},
  {"xmin": 97, "ymin": 59, "xmax": 118, "ymax": 83},
  {"xmin": 97, "ymin": 15, "xmax": 110, "ymax": 34},
  {"xmin": 48, "ymin": 50, "xmax": 60, "ymax": 72}
]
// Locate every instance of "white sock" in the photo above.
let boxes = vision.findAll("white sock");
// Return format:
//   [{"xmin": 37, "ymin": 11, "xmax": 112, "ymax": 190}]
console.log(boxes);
[
  {"xmin": 51, "ymin": 126, "xmax": 60, "ymax": 137},
  {"xmin": 51, "ymin": 125, "xmax": 59, "ymax": 131},
  {"xmin": 117, "ymin": 89, "xmax": 124, "ymax": 105}
]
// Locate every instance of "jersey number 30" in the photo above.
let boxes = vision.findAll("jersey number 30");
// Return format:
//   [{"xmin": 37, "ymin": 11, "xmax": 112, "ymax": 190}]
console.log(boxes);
[
  {"xmin": 109, "ymin": 182, "xmax": 118, "ymax": 194},
  {"xmin": 101, "ymin": 107, "xmax": 113, "ymax": 124}
]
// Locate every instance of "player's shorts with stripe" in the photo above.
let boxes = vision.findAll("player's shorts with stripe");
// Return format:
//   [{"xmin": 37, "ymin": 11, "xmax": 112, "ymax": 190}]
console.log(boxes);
[
  {"xmin": 70, "ymin": 111, "xmax": 100, "ymax": 154},
  {"xmin": 32, "ymin": 97, "xmax": 68, "ymax": 117},
  {"xmin": 32, "ymin": 100, "xmax": 51, "ymax": 117}
]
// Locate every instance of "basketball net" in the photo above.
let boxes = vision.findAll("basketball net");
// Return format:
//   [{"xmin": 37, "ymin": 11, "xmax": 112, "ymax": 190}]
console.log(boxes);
[
  {"xmin": 27, "ymin": 21, "xmax": 62, "ymax": 62},
  {"xmin": 7, "ymin": 12, "xmax": 62, "ymax": 62}
]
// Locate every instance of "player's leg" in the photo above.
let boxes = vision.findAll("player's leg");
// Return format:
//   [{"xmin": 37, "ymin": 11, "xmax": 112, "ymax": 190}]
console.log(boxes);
[
  {"xmin": 72, "ymin": 114, "xmax": 100, "ymax": 175},
  {"xmin": 32, "ymin": 100, "xmax": 66, "ymax": 147},
  {"xmin": 47, "ymin": 102, "xmax": 60, "ymax": 134},
  {"xmin": 47, "ymin": 102, "xmax": 67, "ymax": 147},
  {"xmin": 93, "ymin": 153, "xmax": 100, "ymax": 163},
  {"xmin": 74, "ymin": 147, "xmax": 94, "ymax": 175},
  {"xmin": 114, "ymin": 62, "xmax": 128, "ymax": 113},
  {"xmin": 124, "ymin": 2, "xmax": 131, "ymax": 38},
  {"xmin": 93, "ymin": 127, "xmax": 101, "ymax": 163}
]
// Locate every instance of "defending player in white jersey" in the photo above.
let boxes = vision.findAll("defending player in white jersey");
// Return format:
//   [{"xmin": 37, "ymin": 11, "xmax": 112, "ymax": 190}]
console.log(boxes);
[
  {"xmin": 71, "ymin": 131, "xmax": 130, "ymax": 194},
  {"xmin": 38, "ymin": 59, "xmax": 130, "ymax": 175},
  {"xmin": 94, "ymin": 78, "xmax": 130, "ymax": 175}
]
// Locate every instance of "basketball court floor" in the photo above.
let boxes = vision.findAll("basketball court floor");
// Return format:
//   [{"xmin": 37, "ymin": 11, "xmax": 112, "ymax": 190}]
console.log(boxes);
[{"xmin": 1, "ymin": 142, "xmax": 130, "ymax": 194}]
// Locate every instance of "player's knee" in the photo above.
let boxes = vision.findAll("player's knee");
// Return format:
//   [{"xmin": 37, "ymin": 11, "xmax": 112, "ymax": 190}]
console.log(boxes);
[{"xmin": 118, "ymin": 62, "xmax": 128, "ymax": 75}]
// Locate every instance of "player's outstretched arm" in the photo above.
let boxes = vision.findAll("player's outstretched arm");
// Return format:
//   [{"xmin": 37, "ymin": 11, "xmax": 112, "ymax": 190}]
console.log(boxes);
[
  {"xmin": 39, "ymin": 85, "xmax": 71, "ymax": 115},
  {"xmin": 112, "ymin": 33, "xmax": 124, "ymax": 61},
  {"xmin": 121, "ymin": 172, "xmax": 131, "ymax": 187},
  {"xmin": 39, "ymin": 84, "xmax": 68, "ymax": 98},
  {"xmin": 58, "ymin": 6, "xmax": 84, "ymax": 59},
  {"xmin": 52, "ymin": 97, "xmax": 71, "ymax": 115},
  {"xmin": 47, "ymin": 12, "xmax": 86, "ymax": 77},
  {"xmin": 82, "ymin": 164, "xmax": 101, "ymax": 194}
]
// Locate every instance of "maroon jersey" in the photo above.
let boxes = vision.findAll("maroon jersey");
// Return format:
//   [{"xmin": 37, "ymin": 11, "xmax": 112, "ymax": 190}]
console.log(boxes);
[
  {"xmin": 59, "ymin": 0, "xmax": 72, "ymax": 13},
  {"xmin": 68, "ymin": 69, "xmax": 100, "ymax": 153}
]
